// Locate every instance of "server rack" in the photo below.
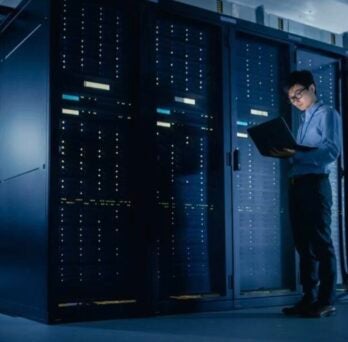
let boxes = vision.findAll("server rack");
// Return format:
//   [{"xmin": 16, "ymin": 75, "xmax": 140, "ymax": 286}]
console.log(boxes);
[
  {"xmin": 0, "ymin": 0, "xmax": 347, "ymax": 322},
  {"xmin": 141, "ymin": 3, "xmax": 229, "ymax": 314},
  {"xmin": 230, "ymin": 32, "xmax": 296, "ymax": 306},
  {"xmin": 49, "ymin": 0, "xmax": 146, "ymax": 321}
]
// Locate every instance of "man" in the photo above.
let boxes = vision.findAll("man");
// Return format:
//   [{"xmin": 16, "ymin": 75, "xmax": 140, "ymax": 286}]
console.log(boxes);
[{"xmin": 270, "ymin": 70, "xmax": 342, "ymax": 318}]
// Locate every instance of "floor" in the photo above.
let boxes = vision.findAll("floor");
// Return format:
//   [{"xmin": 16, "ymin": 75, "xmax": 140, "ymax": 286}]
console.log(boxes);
[{"xmin": 0, "ymin": 303, "xmax": 347, "ymax": 342}]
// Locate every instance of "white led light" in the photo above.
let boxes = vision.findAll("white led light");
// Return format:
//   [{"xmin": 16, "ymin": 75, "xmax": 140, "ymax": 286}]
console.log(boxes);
[
  {"xmin": 157, "ymin": 121, "xmax": 171, "ymax": 128},
  {"xmin": 174, "ymin": 96, "xmax": 196, "ymax": 105},
  {"xmin": 237, "ymin": 132, "xmax": 248, "ymax": 138},
  {"xmin": 62, "ymin": 108, "xmax": 79, "ymax": 116},
  {"xmin": 250, "ymin": 109, "xmax": 268, "ymax": 117},
  {"xmin": 84, "ymin": 81, "xmax": 110, "ymax": 91}
]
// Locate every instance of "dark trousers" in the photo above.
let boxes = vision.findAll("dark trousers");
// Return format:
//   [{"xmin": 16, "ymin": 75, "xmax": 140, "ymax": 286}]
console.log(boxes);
[{"xmin": 289, "ymin": 174, "xmax": 337, "ymax": 305}]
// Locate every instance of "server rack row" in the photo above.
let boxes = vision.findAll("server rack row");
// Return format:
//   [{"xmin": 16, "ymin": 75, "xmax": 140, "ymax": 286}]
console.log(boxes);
[{"xmin": 0, "ymin": 0, "xmax": 347, "ymax": 322}]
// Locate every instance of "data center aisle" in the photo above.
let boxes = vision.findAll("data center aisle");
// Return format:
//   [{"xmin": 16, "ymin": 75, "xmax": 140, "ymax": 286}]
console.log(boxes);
[{"xmin": 1, "ymin": 303, "xmax": 348, "ymax": 342}]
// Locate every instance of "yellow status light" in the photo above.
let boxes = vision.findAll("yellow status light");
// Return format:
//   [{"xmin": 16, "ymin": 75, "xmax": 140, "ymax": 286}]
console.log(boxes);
[
  {"xmin": 157, "ymin": 121, "xmax": 171, "ymax": 128},
  {"xmin": 174, "ymin": 96, "xmax": 196, "ymax": 105},
  {"xmin": 250, "ymin": 109, "xmax": 268, "ymax": 117},
  {"xmin": 62, "ymin": 108, "xmax": 80, "ymax": 116},
  {"xmin": 237, "ymin": 132, "xmax": 248, "ymax": 138},
  {"xmin": 84, "ymin": 81, "xmax": 110, "ymax": 91}
]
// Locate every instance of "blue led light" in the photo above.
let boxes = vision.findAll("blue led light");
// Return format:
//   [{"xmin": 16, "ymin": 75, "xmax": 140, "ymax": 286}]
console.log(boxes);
[
  {"xmin": 237, "ymin": 120, "xmax": 248, "ymax": 126},
  {"xmin": 62, "ymin": 94, "xmax": 80, "ymax": 102},
  {"xmin": 156, "ymin": 108, "xmax": 171, "ymax": 115}
]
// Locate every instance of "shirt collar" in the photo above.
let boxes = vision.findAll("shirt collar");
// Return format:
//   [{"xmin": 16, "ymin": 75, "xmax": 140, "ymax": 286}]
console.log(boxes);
[{"xmin": 303, "ymin": 100, "xmax": 323, "ymax": 121}]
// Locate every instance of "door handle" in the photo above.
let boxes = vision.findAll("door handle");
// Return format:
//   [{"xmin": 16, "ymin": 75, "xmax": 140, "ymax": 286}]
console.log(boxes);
[{"xmin": 233, "ymin": 148, "xmax": 241, "ymax": 171}]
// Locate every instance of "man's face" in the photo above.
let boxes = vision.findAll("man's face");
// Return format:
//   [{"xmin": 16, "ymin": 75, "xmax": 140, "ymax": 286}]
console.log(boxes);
[{"xmin": 288, "ymin": 83, "xmax": 316, "ymax": 111}]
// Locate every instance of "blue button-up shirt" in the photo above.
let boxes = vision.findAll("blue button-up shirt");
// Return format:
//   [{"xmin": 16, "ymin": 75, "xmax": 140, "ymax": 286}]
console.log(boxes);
[{"xmin": 289, "ymin": 100, "xmax": 342, "ymax": 177}]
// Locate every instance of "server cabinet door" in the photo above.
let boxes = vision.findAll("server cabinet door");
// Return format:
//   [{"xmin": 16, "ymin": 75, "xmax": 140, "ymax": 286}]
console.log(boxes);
[
  {"xmin": 296, "ymin": 49, "xmax": 347, "ymax": 286},
  {"xmin": 231, "ymin": 33, "xmax": 296, "ymax": 302},
  {"xmin": 50, "ymin": 0, "xmax": 143, "ymax": 320},
  {"xmin": 141, "ymin": 5, "xmax": 227, "ymax": 311}
]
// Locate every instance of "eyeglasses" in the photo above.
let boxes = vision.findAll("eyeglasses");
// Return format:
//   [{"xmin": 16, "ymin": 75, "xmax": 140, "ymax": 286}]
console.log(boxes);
[{"xmin": 288, "ymin": 87, "xmax": 307, "ymax": 103}]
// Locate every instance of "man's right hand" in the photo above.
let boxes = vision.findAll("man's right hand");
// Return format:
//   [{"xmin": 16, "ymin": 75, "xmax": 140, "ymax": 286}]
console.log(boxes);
[{"xmin": 268, "ymin": 148, "xmax": 296, "ymax": 158}]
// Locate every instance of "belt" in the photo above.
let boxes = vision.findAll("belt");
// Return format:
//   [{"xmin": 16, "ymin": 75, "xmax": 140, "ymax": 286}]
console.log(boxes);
[{"xmin": 289, "ymin": 173, "xmax": 329, "ymax": 185}]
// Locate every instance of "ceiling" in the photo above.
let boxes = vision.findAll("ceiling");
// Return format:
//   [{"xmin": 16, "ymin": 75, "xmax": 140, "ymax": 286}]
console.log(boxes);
[
  {"xmin": 226, "ymin": 0, "xmax": 348, "ymax": 33},
  {"xmin": 1, "ymin": 1, "xmax": 348, "ymax": 34}
]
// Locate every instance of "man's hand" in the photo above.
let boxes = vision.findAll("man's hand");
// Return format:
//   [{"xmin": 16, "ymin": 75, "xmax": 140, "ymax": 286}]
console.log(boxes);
[{"xmin": 268, "ymin": 148, "xmax": 296, "ymax": 158}]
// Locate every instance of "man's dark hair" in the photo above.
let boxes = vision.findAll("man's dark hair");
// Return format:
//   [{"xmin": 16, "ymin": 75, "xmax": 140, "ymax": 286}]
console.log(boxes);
[{"xmin": 284, "ymin": 70, "xmax": 316, "ymax": 93}]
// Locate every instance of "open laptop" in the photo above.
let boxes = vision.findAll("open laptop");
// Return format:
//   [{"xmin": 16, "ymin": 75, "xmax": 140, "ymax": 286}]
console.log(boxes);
[{"xmin": 247, "ymin": 117, "xmax": 317, "ymax": 157}]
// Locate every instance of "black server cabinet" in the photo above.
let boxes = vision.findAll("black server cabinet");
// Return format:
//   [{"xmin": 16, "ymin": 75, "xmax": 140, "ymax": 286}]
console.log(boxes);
[
  {"xmin": 49, "ymin": 0, "xmax": 146, "ymax": 321},
  {"xmin": 141, "ymin": 4, "xmax": 228, "ymax": 313},
  {"xmin": 230, "ymin": 32, "xmax": 297, "ymax": 305},
  {"xmin": 295, "ymin": 49, "xmax": 347, "ymax": 286}
]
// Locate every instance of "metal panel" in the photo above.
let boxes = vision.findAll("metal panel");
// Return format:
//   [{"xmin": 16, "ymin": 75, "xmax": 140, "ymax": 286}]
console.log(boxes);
[
  {"xmin": 0, "ymin": 0, "xmax": 49, "ymax": 322},
  {"xmin": 143, "ymin": 7, "xmax": 226, "ymax": 304},
  {"xmin": 49, "ymin": 0, "xmax": 143, "ymax": 320},
  {"xmin": 222, "ymin": 2, "xmax": 256, "ymax": 23},
  {"xmin": 174, "ymin": 0, "xmax": 217, "ymax": 12},
  {"xmin": 232, "ymin": 33, "xmax": 295, "ymax": 295}
]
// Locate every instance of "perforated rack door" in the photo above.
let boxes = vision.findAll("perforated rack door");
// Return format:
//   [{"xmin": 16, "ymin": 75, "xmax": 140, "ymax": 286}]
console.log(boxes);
[
  {"xmin": 145, "ymin": 12, "xmax": 225, "ymax": 300},
  {"xmin": 296, "ymin": 49, "xmax": 344, "ymax": 284},
  {"xmin": 51, "ymin": 0, "xmax": 140, "ymax": 310},
  {"xmin": 232, "ymin": 33, "xmax": 293, "ymax": 294}
]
